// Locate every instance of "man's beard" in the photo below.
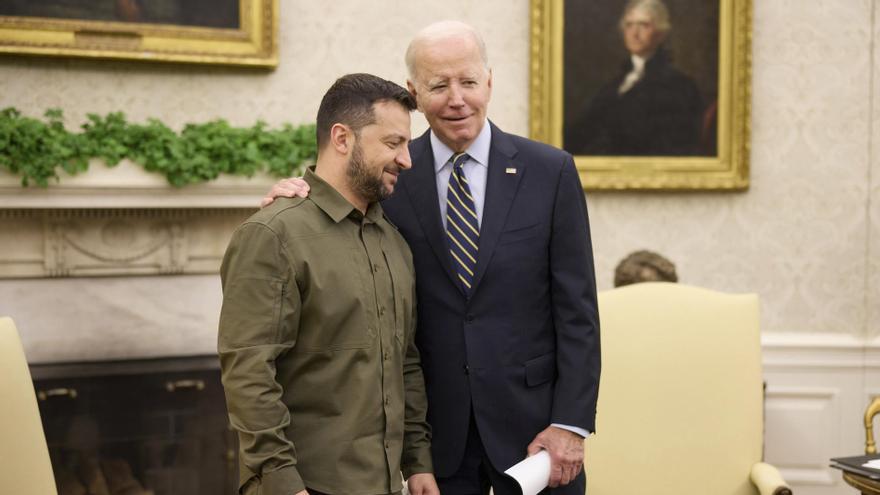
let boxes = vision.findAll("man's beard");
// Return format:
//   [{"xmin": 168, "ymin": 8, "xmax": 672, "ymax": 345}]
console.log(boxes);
[{"xmin": 346, "ymin": 141, "xmax": 392, "ymax": 204}]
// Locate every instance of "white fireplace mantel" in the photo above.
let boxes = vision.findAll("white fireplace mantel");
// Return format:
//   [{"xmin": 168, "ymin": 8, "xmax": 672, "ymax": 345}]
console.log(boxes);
[
  {"xmin": 0, "ymin": 159, "xmax": 280, "ymax": 209},
  {"xmin": 0, "ymin": 160, "xmax": 278, "ymax": 278}
]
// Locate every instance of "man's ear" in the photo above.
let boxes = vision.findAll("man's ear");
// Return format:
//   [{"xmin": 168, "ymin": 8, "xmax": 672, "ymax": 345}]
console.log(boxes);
[
  {"xmin": 329, "ymin": 123, "xmax": 351, "ymax": 155},
  {"xmin": 406, "ymin": 80, "xmax": 422, "ymax": 112}
]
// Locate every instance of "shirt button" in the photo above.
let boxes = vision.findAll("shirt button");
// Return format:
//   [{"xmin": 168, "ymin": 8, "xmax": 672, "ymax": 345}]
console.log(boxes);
[
  {"xmin": 373, "ymin": 264, "xmax": 380, "ymax": 273},
  {"xmin": 385, "ymin": 441, "xmax": 390, "ymax": 449},
  {"xmin": 379, "ymin": 307, "xmax": 385, "ymax": 316},
  {"xmin": 383, "ymin": 351, "xmax": 390, "ymax": 361},
  {"xmin": 385, "ymin": 395, "xmax": 391, "ymax": 405},
  {"xmin": 464, "ymin": 365, "xmax": 469, "ymax": 375}
]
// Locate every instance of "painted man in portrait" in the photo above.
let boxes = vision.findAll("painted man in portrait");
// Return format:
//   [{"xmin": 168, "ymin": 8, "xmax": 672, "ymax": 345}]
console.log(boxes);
[{"xmin": 564, "ymin": 0, "xmax": 704, "ymax": 156}]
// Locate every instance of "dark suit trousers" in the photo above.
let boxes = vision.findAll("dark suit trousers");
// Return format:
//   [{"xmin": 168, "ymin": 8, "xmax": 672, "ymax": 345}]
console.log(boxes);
[{"xmin": 436, "ymin": 411, "xmax": 523, "ymax": 495}]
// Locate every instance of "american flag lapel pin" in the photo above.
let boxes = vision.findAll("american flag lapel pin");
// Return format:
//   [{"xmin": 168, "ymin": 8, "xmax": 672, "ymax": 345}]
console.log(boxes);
[{"xmin": 505, "ymin": 167, "xmax": 517, "ymax": 174}]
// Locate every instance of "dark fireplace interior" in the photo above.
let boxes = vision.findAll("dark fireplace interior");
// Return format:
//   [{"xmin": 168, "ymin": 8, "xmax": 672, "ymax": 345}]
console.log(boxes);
[{"xmin": 31, "ymin": 355, "xmax": 238, "ymax": 495}]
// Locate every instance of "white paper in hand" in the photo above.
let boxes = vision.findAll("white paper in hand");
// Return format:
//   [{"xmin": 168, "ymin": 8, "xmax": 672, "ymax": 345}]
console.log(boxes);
[{"xmin": 504, "ymin": 450, "xmax": 551, "ymax": 495}]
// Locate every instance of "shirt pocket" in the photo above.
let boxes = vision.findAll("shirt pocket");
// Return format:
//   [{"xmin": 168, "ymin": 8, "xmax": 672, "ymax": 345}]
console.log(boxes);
[
  {"xmin": 293, "ymin": 236, "xmax": 375, "ymax": 352},
  {"xmin": 219, "ymin": 277, "xmax": 285, "ymax": 348}
]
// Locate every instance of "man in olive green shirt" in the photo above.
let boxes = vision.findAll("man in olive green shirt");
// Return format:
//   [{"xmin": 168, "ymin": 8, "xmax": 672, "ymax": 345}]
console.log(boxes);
[{"xmin": 218, "ymin": 73, "xmax": 438, "ymax": 495}]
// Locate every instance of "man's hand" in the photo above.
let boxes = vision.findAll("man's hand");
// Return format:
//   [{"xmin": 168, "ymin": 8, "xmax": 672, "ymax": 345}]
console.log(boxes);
[
  {"xmin": 526, "ymin": 426, "xmax": 584, "ymax": 487},
  {"xmin": 261, "ymin": 177, "xmax": 310, "ymax": 208},
  {"xmin": 407, "ymin": 472, "xmax": 440, "ymax": 495},
  {"xmin": 294, "ymin": 490, "xmax": 307, "ymax": 495}
]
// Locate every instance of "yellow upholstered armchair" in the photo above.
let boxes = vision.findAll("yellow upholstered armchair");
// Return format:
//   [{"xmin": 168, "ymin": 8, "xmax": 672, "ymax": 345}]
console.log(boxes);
[
  {"xmin": 586, "ymin": 283, "xmax": 790, "ymax": 495},
  {"xmin": 0, "ymin": 316, "xmax": 58, "ymax": 494}
]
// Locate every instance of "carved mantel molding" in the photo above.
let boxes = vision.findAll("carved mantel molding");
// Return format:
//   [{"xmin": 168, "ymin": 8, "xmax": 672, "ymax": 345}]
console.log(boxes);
[
  {"xmin": 0, "ymin": 159, "xmax": 276, "ymax": 208},
  {"xmin": 0, "ymin": 208, "xmax": 253, "ymax": 278},
  {"xmin": 0, "ymin": 161, "xmax": 269, "ymax": 278}
]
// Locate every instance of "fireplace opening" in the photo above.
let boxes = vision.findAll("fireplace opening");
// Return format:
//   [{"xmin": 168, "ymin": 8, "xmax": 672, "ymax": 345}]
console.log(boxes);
[{"xmin": 31, "ymin": 355, "xmax": 237, "ymax": 495}]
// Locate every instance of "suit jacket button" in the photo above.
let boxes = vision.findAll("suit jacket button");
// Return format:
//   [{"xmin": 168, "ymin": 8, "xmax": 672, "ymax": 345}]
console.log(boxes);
[
  {"xmin": 466, "ymin": 314, "xmax": 475, "ymax": 322},
  {"xmin": 464, "ymin": 365, "xmax": 469, "ymax": 375}
]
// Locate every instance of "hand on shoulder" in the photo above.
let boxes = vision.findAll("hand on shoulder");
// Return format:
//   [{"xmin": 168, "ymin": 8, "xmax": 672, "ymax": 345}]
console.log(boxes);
[{"xmin": 261, "ymin": 177, "xmax": 310, "ymax": 208}]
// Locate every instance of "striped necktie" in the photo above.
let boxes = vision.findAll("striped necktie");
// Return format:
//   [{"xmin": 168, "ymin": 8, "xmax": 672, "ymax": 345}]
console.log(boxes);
[{"xmin": 446, "ymin": 152, "xmax": 480, "ymax": 294}]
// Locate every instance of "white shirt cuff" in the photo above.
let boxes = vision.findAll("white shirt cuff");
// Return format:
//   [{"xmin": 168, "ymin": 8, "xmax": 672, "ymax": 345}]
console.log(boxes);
[{"xmin": 551, "ymin": 423, "xmax": 590, "ymax": 438}]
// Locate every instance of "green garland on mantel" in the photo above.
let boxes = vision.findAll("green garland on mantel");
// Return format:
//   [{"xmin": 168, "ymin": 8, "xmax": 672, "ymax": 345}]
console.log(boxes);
[{"xmin": 0, "ymin": 107, "xmax": 317, "ymax": 188}]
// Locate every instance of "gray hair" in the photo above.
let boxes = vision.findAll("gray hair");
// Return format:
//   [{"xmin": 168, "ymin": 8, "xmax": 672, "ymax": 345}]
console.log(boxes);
[
  {"xmin": 619, "ymin": 0, "xmax": 672, "ymax": 34},
  {"xmin": 405, "ymin": 20, "xmax": 489, "ymax": 80}
]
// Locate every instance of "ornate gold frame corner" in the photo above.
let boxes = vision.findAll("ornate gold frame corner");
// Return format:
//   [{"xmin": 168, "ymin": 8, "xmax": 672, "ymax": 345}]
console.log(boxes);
[
  {"xmin": 529, "ymin": 0, "xmax": 752, "ymax": 191},
  {"xmin": 0, "ymin": 0, "xmax": 278, "ymax": 68}
]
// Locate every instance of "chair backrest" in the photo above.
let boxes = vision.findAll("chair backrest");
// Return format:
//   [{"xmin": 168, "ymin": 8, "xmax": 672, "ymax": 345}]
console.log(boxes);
[
  {"xmin": 586, "ymin": 283, "xmax": 763, "ymax": 495},
  {"xmin": 0, "ymin": 316, "xmax": 58, "ymax": 494}
]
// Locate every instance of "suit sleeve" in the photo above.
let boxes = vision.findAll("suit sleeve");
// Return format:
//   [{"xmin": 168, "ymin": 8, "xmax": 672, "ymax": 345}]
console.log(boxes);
[
  {"xmin": 218, "ymin": 222, "xmax": 305, "ymax": 495},
  {"xmin": 548, "ymin": 155, "xmax": 601, "ymax": 432}
]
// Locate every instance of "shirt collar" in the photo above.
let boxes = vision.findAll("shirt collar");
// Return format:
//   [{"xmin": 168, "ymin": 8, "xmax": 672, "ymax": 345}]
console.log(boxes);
[
  {"xmin": 431, "ymin": 119, "xmax": 492, "ymax": 173},
  {"xmin": 630, "ymin": 54, "xmax": 647, "ymax": 73},
  {"xmin": 304, "ymin": 167, "xmax": 384, "ymax": 224}
]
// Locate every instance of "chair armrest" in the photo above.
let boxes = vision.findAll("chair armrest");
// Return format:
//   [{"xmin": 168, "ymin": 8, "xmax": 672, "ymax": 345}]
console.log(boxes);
[{"xmin": 750, "ymin": 462, "xmax": 792, "ymax": 495}]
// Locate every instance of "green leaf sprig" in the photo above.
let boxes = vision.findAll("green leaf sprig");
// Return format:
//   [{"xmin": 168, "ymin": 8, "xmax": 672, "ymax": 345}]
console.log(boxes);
[{"xmin": 0, "ymin": 108, "xmax": 317, "ymax": 187}]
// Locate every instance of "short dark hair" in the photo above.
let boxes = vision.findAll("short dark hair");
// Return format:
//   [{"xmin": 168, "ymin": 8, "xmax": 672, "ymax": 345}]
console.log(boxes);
[
  {"xmin": 315, "ymin": 73, "xmax": 416, "ymax": 150},
  {"xmin": 614, "ymin": 249, "xmax": 678, "ymax": 287}
]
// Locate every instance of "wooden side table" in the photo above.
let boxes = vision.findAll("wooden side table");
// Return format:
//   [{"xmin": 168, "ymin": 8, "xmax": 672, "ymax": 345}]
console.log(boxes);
[
  {"xmin": 843, "ymin": 471, "xmax": 880, "ymax": 494},
  {"xmin": 836, "ymin": 397, "xmax": 880, "ymax": 494}
]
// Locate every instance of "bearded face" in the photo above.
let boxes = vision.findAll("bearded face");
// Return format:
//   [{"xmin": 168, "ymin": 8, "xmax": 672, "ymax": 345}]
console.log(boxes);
[{"xmin": 346, "ymin": 138, "xmax": 396, "ymax": 204}]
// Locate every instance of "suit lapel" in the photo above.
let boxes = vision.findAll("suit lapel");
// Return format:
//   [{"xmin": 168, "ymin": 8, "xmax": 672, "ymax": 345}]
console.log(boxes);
[
  {"xmin": 404, "ymin": 131, "xmax": 463, "ymax": 292},
  {"xmin": 471, "ymin": 123, "xmax": 522, "ymax": 294}
]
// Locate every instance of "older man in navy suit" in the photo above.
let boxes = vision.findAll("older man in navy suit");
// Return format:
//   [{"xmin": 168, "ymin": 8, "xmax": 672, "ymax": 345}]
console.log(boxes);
[{"xmin": 265, "ymin": 21, "xmax": 600, "ymax": 495}]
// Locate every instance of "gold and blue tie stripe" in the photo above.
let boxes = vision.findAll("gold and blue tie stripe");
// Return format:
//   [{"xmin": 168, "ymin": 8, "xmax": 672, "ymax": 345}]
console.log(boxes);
[{"xmin": 446, "ymin": 152, "xmax": 479, "ymax": 294}]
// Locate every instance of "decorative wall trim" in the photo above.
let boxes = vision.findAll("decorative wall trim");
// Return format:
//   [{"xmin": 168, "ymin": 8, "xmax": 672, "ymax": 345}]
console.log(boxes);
[
  {"xmin": 765, "ymin": 386, "xmax": 839, "ymax": 486},
  {"xmin": 762, "ymin": 332, "xmax": 879, "ymax": 370},
  {"xmin": 761, "ymin": 332, "xmax": 873, "ymax": 494},
  {"xmin": 0, "ymin": 208, "xmax": 251, "ymax": 278},
  {"xmin": 776, "ymin": 467, "xmax": 836, "ymax": 487}
]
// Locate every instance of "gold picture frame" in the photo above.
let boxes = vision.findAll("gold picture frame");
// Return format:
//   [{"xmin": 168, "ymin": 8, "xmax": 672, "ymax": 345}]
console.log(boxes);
[
  {"xmin": 0, "ymin": 0, "xmax": 278, "ymax": 68},
  {"xmin": 530, "ymin": 0, "xmax": 751, "ymax": 190}
]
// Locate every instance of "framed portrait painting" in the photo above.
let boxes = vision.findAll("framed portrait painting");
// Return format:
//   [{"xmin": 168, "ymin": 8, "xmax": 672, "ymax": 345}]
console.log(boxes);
[
  {"xmin": 530, "ymin": 0, "xmax": 751, "ymax": 190},
  {"xmin": 0, "ymin": 0, "xmax": 277, "ymax": 67}
]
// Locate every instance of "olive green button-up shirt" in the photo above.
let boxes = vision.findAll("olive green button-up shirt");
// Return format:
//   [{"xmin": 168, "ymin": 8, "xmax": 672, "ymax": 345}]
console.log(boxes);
[{"xmin": 218, "ymin": 168, "xmax": 432, "ymax": 495}]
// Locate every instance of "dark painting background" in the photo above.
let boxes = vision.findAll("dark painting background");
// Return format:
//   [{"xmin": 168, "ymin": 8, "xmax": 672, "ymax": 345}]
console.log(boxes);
[
  {"xmin": 563, "ymin": 0, "xmax": 719, "ymax": 140},
  {"xmin": 0, "ymin": 0, "xmax": 240, "ymax": 28}
]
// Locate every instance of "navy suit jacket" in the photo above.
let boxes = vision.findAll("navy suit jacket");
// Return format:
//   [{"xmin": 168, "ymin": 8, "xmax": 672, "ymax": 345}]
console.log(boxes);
[{"xmin": 382, "ymin": 122, "xmax": 601, "ymax": 481}]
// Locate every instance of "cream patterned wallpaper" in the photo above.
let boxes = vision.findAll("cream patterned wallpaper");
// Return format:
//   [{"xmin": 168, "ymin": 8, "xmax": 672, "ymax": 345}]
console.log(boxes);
[
  {"xmin": 0, "ymin": 0, "xmax": 878, "ymax": 357},
  {"xmin": 871, "ymin": 1, "xmax": 880, "ymax": 340}
]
